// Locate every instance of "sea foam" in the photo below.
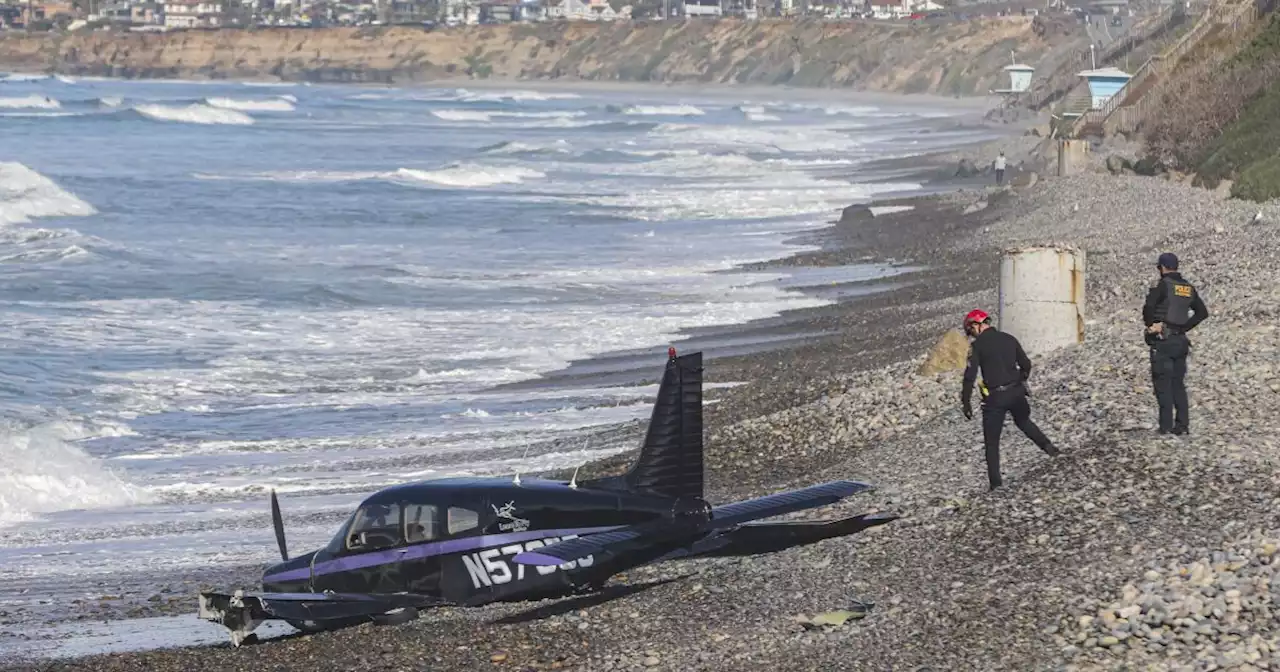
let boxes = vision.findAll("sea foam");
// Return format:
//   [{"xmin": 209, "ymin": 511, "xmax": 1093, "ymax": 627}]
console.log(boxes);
[{"xmin": 0, "ymin": 162, "xmax": 99, "ymax": 225}]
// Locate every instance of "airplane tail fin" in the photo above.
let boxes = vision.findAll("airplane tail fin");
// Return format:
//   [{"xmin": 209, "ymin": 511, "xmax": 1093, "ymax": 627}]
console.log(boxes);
[
  {"xmin": 586, "ymin": 348, "xmax": 704, "ymax": 499},
  {"xmin": 624, "ymin": 348, "xmax": 704, "ymax": 499}
]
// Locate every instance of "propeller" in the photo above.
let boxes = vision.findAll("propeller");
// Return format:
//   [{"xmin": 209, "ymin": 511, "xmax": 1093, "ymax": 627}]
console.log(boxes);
[{"xmin": 270, "ymin": 489, "xmax": 289, "ymax": 562}]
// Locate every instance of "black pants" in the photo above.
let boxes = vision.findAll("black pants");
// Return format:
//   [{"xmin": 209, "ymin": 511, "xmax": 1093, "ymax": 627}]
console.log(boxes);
[
  {"xmin": 981, "ymin": 385, "xmax": 1056, "ymax": 489},
  {"xmin": 1150, "ymin": 334, "xmax": 1190, "ymax": 433},
  {"xmin": 995, "ymin": 168, "xmax": 1005, "ymax": 185}
]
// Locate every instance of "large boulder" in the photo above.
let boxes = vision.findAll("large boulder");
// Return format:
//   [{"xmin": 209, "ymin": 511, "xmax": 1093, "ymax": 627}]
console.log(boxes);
[
  {"xmin": 1131, "ymin": 156, "xmax": 1168, "ymax": 177},
  {"xmin": 839, "ymin": 204, "xmax": 874, "ymax": 224},
  {"xmin": 955, "ymin": 158, "xmax": 982, "ymax": 178},
  {"xmin": 1105, "ymin": 154, "xmax": 1132, "ymax": 175},
  {"xmin": 918, "ymin": 329, "xmax": 971, "ymax": 376}
]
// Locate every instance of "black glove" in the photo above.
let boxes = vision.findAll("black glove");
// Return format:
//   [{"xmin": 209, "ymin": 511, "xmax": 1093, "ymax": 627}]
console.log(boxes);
[{"xmin": 962, "ymin": 401, "xmax": 973, "ymax": 421}]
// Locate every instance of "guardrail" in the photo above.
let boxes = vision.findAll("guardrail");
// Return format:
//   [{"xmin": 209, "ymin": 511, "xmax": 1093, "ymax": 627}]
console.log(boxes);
[{"xmin": 1067, "ymin": 0, "xmax": 1259, "ymax": 138}]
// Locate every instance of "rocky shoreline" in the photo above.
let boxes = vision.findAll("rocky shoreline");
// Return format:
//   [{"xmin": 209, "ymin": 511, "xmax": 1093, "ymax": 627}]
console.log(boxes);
[
  {"xmin": 0, "ymin": 131, "xmax": 1011, "ymax": 644},
  {"xmin": 8, "ymin": 158, "xmax": 1280, "ymax": 671}
]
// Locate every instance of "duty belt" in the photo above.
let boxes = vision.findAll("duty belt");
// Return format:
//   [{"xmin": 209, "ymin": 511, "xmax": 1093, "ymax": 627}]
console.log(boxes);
[{"xmin": 988, "ymin": 381, "xmax": 1022, "ymax": 393}]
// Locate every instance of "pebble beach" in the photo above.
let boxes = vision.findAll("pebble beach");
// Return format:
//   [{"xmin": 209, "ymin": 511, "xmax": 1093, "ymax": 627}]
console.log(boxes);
[{"xmin": 6, "ymin": 163, "xmax": 1280, "ymax": 671}]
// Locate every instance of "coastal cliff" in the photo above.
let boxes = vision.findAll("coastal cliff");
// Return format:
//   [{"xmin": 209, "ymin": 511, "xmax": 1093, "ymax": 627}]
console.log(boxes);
[{"xmin": 0, "ymin": 17, "xmax": 1081, "ymax": 95}]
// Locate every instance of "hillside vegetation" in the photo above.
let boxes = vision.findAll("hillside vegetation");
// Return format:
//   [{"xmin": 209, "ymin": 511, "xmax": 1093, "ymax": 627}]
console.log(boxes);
[
  {"xmin": 0, "ymin": 18, "xmax": 1080, "ymax": 96},
  {"xmin": 1142, "ymin": 11, "xmax": 1280, "ymax": 200}
]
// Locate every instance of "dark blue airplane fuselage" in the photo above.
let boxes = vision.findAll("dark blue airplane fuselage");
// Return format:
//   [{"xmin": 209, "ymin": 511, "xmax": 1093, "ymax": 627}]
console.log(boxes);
[{"xmin": 262, "ymin": 476, "xmax": 675, "ymax": 607}]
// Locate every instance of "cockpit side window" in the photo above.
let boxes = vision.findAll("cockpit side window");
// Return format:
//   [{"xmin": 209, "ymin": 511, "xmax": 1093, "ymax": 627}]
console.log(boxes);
[
  {"xmin": 346, "ymin": 503, "xmax": 402, "ymax": 552},
  {"xmin": 448, "ymin": 507, "xmax": 480, "ymax": 535},
  {"xmin": 404, "ymin": 504, "xmax": 440, "ymax": 543}
]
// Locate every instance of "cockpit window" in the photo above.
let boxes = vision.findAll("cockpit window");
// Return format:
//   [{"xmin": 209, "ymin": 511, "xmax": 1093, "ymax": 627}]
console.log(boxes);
[
  {"xmin": 346, "ymin": 503, "xmax": 401, "ymax": 552},
  {"xmin": 404, "ymin": 504, "xmax": 440, "ymax": 543},
  {"xmin": 448, "ymin": 507, "xmax": 480, "ymax": 535}
]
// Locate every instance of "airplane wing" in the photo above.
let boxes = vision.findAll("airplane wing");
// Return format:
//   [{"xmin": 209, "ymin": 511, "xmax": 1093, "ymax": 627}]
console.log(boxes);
[{"xmin": 513, "ymin": 480, "xmax": 874, "ymax": 567}]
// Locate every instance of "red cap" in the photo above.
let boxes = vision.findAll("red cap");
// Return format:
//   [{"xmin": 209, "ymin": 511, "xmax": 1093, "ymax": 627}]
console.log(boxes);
[{"xmin": 963, "ymin": 309, "xmax": 990, "ymax": 328}]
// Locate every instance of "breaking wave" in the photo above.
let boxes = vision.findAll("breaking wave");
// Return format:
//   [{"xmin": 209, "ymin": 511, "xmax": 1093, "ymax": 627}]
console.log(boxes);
[
  {"xmin": 0, "ymin": 95, "xmax": 61, "ymax": 110},
  {"xmin": 452, "ymin": 88, "xmax": 581, "ymax": 102},
  {"xmin": 650, "ymin": 122, "xmax": 865, "ymax": 153},
  {"xmin": 737, "ymin": 105, "xmax": 781, "ymax": 122},
  {"xmin": 431, "ymin": 108, "xmax": 586, "ymax": 123},
  {"xmin": 204, "ymin": 96, "xmax": 296, "ymax": 112},
  {"xmin": 195, "ymin": 163, "xmax": 545, "ymax": 189},
  {"xmin": 613, "ymin": 104, "xmax": 705, "ymax": 117},
  {"xmin": 0, "ymin": 162, "xmax": 99, "ymax": 225},
  {"xmin": 135, "ymin": 103, "xmax": 255, "ymax": 125},
  {"xmin": 479, "ymin": 139, "xmax": 572, "ymax": 156},
  {"xmin": 0, "ymin": 419, "xmax": 148, "ymax": 527},
  {"xmin": 431, "ymin": 108, "xmax": 495, "ymax": 122},
  {"xmin": 393, "ymin": 164, "xmax": 545, "ymax": 188},
  {"xmin": 0, "ymin": 73, "xmax": 49, "ymax": 82}
]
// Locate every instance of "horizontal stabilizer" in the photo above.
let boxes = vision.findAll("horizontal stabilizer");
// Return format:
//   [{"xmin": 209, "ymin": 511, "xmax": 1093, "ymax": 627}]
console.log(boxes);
[{"xmin": 514, "ymin": 480, "xmax": 874, "ymax": 567}]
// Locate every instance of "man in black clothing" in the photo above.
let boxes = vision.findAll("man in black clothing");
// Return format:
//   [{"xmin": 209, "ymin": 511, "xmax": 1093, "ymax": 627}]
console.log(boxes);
[
  {"xmin": 1142, "ymin": 252, "xmax": 1209, "ymax": 435},
  {"xmin": 960, "ymin": 309, "xmax": 1059, "ymax": 490}
]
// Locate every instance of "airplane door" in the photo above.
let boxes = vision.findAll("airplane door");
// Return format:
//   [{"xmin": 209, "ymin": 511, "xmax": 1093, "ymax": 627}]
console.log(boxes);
[{"xmin": 398, "ymin": 502, "xmax": 444, "ymax": 597}]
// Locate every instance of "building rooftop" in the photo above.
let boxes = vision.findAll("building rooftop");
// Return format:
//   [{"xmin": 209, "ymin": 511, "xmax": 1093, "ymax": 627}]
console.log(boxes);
[{"xmin": 1077, "ymin": 66, "xmax": 1132, "ymax": 78}]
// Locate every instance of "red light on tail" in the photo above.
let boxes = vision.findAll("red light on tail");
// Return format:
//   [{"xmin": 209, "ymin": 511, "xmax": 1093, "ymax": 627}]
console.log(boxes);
[{"xmin": 668, "ymin": 347, "xmax": 677, "ymax": 359}]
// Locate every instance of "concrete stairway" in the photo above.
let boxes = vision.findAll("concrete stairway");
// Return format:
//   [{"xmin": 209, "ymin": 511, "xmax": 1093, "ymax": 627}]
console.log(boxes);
[
  {"xmin": 1065, "ymin": 0, "xmax": 1262, "ymax": 139},
  {"xmin": 1008, "ymin": 4, "xmax": 1188, "ymax": 113}
]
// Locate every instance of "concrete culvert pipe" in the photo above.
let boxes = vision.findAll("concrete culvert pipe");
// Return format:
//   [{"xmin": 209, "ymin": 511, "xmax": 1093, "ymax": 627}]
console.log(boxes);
[{"xmin": 997, "ymin": 245, "xmax": 1086, "ymax": 356}]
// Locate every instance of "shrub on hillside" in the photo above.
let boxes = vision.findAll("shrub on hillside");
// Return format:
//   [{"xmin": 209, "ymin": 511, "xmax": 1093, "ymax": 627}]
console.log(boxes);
[
  {"xmin": 1231, "ymin": 155, "xmax": 1280, "ymax": 201},
  {"xmin": 1196, "ymin": 73, "xmax": 1280, "ymax": 188},
  {"xmin": 1143, "ymin": 13, "xmax": 1280, "ymax": 182}
]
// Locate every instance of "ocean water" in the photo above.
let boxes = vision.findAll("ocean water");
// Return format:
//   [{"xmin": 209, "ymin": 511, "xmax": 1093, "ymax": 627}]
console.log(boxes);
[{"xmin": 0, "ymin": 74, "xmax": 996, "ymax": 610}]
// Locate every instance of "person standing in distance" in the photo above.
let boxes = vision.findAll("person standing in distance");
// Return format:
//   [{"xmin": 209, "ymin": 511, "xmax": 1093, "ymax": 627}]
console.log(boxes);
[
  {"xmin": 960, "ymin": 309, "xmax": 1060, "ymax": 490},
  {"xmin": 1143, "ymin": 252, "xmax": 1209, "ymax": 435},
  {"xmin": 994, "ymin": 151, "xmax": 1007, "ymax": 186}
]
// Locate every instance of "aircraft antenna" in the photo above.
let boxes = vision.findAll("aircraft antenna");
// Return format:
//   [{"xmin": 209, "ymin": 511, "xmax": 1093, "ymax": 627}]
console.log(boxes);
[
  {"xmin": 569, "ymin": 438, "xmax": 587, "ymax": 489},
  {"xmin": 514, "ymin": 442, "xmax": 531, "ymax": 486}
]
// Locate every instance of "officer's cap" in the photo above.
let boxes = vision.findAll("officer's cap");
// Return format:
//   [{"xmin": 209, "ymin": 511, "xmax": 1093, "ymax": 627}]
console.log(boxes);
[{"xmin": 1157, "ymin": 252, "xmax": 1179, "ymax": 270}]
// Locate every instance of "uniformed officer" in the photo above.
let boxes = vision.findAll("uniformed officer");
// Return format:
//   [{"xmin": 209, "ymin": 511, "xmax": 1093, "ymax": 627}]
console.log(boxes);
[
  {"xmin": 960, "ymin": 309, "xmax": 1060, "ymax": 490},
  {"xmin": 1142, "ymin": 252, "xmax": 1209, "ymax": 435}
]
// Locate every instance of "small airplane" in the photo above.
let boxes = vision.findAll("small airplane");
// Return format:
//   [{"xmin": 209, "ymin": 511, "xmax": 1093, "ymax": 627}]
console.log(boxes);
[{"xmin": 198, "ymin": 348, "xmax": 895, "ymax": 645}]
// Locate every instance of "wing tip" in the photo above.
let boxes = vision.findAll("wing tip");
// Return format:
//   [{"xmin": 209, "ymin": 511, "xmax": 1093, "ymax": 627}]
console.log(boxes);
[
  {"xmin": 832, "ymin": 480, "xmax": 875, "ymax": 496},
  {"xmin": 513, "ymin": 551, "xmax": 565, "ymax": 567}
]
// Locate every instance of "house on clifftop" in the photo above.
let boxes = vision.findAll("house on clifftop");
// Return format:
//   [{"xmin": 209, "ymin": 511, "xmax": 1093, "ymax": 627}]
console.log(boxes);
[
  {"xmin": 163, "ymin": 0, "xmax": 226, "ymax": 26},
  {"xmin": 546, "ymin": 0, "xmax": 628, "ymax": 19}
]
